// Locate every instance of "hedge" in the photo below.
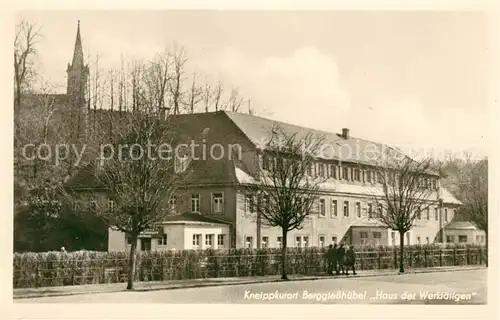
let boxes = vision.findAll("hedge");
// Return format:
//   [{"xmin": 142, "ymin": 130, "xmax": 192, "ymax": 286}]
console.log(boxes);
[{"xmin": 13, "ymin": 244, "xmax": 487, "ymax": 289}]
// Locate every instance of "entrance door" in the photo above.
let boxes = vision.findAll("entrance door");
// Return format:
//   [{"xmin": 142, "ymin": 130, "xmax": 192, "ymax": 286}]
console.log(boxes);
[{"xmin": 141, "ymin": 238, "xmax": 151, "ymax": 251}]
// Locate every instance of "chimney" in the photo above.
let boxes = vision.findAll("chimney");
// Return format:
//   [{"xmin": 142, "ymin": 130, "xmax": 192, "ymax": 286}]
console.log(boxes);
[{"xmin": 341, "ymin": 128, "xmax": 350, "ymax": 139}]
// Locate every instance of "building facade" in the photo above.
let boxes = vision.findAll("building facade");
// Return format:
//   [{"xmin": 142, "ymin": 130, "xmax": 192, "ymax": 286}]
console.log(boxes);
[{"xmin": 98, "ymin": 111, "xmax": 478, "ymax": 252}]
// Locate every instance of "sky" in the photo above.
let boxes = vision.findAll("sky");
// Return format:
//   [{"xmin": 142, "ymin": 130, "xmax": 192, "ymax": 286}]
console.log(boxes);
[{"xmin": 17, "ymin": 10, "xmax": 492, "ymax": 159}]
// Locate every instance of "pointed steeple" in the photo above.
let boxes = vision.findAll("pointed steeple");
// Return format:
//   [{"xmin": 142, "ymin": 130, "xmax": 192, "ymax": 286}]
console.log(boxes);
[
  {"xmin": 66, "ymin": 20, "xmax": 88, "ymax": 97},
  {"xmin": 71, "ymin": 20, "xmax": 84, "ymax": 68}
]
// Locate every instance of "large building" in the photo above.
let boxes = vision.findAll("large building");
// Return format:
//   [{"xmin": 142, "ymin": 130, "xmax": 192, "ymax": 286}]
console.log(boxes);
[
  {"xmin": 101, "ymin": 111, "xmax": 484, "ymax": 252},
  {"xmin": 36, "ymin": 22, "xmax": 484, "ymax": 252}
]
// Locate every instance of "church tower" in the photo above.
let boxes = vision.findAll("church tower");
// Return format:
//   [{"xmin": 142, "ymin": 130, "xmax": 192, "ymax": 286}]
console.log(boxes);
[
  {"xmin": 67, "ymin": 20, "xmax": 89, "ymax": 98},
  {"xmin": 66, "ymin": 20, "xmax": 89, "ymax": 140}
]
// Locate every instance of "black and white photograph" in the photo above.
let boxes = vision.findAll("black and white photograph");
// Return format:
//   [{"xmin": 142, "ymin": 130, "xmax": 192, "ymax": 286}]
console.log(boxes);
[{"xmin": 6, "ymin": 4, "xmax": 497, "ymax": 318}]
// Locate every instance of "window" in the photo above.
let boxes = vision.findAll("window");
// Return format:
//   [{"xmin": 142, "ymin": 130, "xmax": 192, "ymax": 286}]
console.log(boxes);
[
  {"xmin": 434, "ymin": 207, "xmax": 438, "ymax": 220},
  {"xmin": 406, "ymin": 233, "xmax": 410, "ymax": 245},
  {"xmin": 475, "ymin": 235, "xmax": 480, "ymax": 243},
  {"xmin": 378, "ymin": 204, "xmax": 383, "ymax": 217},
  {"xmin": 373, "ymin": 232, "xmax": 381, "ymax": 239},
  {"xmin": 261, "ymin": 236, "xmax": 269, "ymax": 248},
  {"xmin": 217, "ymin": 234, "xmax": 225, "ymax": 246},
  {"xmin": 416, "ymin": 236, "xmax": 421, "ymax": 244},
  {"xmin": 391, "ymin": 232, "xmax": 396, "ymax": 246},
  {"xmin": 262, "ymin": 154, "xmax": 269, "ymax": 170},
  {"xmin": 377, "ymin": 172, "xmax": 384, "ymax": 184},
  {"xmin": 107, "ymin": 199, "xmax": 115, "ymax": 212},
  {"xmin": 127, "ymin": 236, "xmax": 132, "ymax": 245},
  {"xmin": 71, "ymin": 201, "xmax": 79, "ymax": 212},
  {"xmin": 174, "ymin": 156, "xmax": 189, "ymax": 173},
  {"xmin": 306, "ymin": 163, "xmax": 313, "ymax": 176},
  {"xmin": 388, "ymin": 172, "xmax": 395, "ymax": 185},
  {"xmin": 432, "ymin": 180, "xmax": 437, "ymax": 190},
  {"xmin": 444, "ymin": 208, "xmax": 448, "ymax": 222},
  {"xmin": 417, "ymin": 208, "xmax": 422, "ymax": 220},
  {"xmin": 191, "ymin": 194, "xmax": 200, "ymax": 213},
  {"xmin": 446, "ymin": 235, "xmax": 454, "ymax": 243},
  {"xmin": 360, "ymin": 231, "xmax": 368, "ymax": 245},
  {"xmin": 330, "ymin": 165, "xmax": 337, "ymax": 179},
  {"xmin": 343, "ymin": 201, "xmax": 349, "ymax": 217},
  {"xmin": 295, "ymin": 236, "xmax": 302, "ymax": 247},
  {"xmin": 262, "ymin": 194, "xmax": 270, "ymax": 213},
  {"xmin": 354, "ymin": 169, "xmax": 361, "ymax": 181},
  {"xmin": 356, "ymin": 202, "xmax": 361, "ymax": 218},
  {"xmin": 159, "ymin": 234, "xmax": 167, "ymax": 245},
  {"xmin": 426, "ymin": 237, "xmax": 430, "ymax": 244},
  {"xmin": 319, "ymin": 199, "xmax": 326, "ymax": 217},
  {"xmin": 318, "ymin": 163, "xmax": 325, "ymax": 177},
  {"xmin": 245, "ymin": 236, "xmax": 253, "ymax": 248},
  {"xmin": 246, "ymin": 194, "xmax": 255, "ymax": 213},
  {"xmin": 303, "ymin": 236, "xmax": 309, "ymax": 248},
  {"xmin": 206, "ymin": 234, "xmax": 214, "ymax": 247},
  {"xmin": 212, "ymin": 192, "xmax": 224, "ymax": 213},
  {"xmin": 332, "ymin": 236, "xmax": 338, "ymax": 244},
  {"xmin": 193, "ymin": 234, "xmax": 202, "ymax": 247},
  {"xmin": 367, "ymin": 170, "xmax": 372, "ymax": 183},
  {"xmin": 342, "ymin": 167, "xmax": 349, "ymax": 180},
  {"xmin": 331, "ymin": 200, "xmax": 338, "ymax": 217},
  {"xmin": 319, "ymin": 236, "xmax": 325, "ymax": 248},
  {"xmin": 458, "ymin": 235, "xmax": 468, "ymax": 243},
  {"xmin": 168, "ymin": 196, "xmax": 176, "ymax": 212},
  {"xmin": 277, "ymin": 236, "xmax": 283, "ymax": 248},
  {"xmin": 426, "ymin": 207, "xmax": 430, "ymax": 220},
  {"xmin": 368, "ymin": 203, "xmax": 373, "ymax": 219},
  {"xmin": 481, "ymin": 235, "xmax": 485, "ymax": 243}
]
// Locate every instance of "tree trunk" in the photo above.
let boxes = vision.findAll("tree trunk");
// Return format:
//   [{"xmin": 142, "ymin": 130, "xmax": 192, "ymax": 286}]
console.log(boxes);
[
  {"xmin": 281, "ymin": 228, "xmax": 288, "ymax": 280},
  {"xmin": 126, "ymin": 235, "xmax": 138, "ymax": 290},
  {"xmin": 485, "ymin": 231, "xmax": 488, "ymax": 267},
  {"xmin": 399, "ymin": 231, "xmax": 405, "ymax": 273}
]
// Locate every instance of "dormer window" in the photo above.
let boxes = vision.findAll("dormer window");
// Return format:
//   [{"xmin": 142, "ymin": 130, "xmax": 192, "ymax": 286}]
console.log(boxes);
[
  {"xmin": 174, "ymin": 156, "xmax": 189, "ymax": 173},
  {"xmin": 262, "ymin": 154, "xmax": 270, "ymax": 170}
]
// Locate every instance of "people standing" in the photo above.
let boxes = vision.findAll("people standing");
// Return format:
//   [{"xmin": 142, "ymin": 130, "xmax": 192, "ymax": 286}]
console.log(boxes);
[
  {"xmin": 345, "ymin": 245, "xmax": 357, "ymax": 275},
  {"xmin": 327, "ymin": 243, "xmax": 338, "ymax": 275},
  {"xmin": 325, "ymin": 245, "xmax": 333, "ymax": 274},
  {"xmin": 336, "ymin": 243, "xmax": 346, "ymax": 275}
]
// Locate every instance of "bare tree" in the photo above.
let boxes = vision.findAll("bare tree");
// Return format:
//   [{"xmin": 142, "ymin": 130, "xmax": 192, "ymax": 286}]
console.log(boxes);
[
  {"xmin": 88, "ymin": 113, "xmax": 192, "ymax": 289},
  {"xmin": 212, "ymin": 80, "xmax": 224, "ymax": 112},
  {"xmin": 14, "ymin": 20, "xmax": 41, "ymax": 144},
  {"xmin": 168, "ymin": 45, "xmax": 188, "ymax": 114},
  {"xmin": 451, "ymin": 157, "xmax": 488, "ymax": 264},
  {"xmin": 202, "ymin": 83, "xmax": 212, "ymax": 113},
  {"xmin": 248, "ymin": 126, "xmax": 326, "ymax": 280},
  {"xmin": 185, "ymin": 72, "xmax": 203, "ymax": 113},
  {"xmin": 226, "ymin": 86, "xmax": 244, "ymax": 112},
  {"xmin": 145, "ymin": 52, "xmax": 171, "ymax": 114},
  {"xmin": 367, "ymin": 148, "xmax": 439, "ymax": 273}
]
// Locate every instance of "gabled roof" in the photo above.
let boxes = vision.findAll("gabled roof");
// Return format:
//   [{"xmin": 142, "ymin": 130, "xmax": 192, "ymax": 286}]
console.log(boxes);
[
  {"xmin": 350, "ymin": 218, "xmax": 387, "ymax": 228},
  {"xmin": 444, "ymin": 221, "xmax": 481, "ymax": 230},
  {"xmin": 223, "ymin": 111, "xmax": 438, "ymax": 174}
]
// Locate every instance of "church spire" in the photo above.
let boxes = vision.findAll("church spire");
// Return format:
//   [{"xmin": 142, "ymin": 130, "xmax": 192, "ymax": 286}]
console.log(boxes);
[
  {"xmin": 71, "ymin": 20, "xmax": 84, "ymax": 68},
  {"xmin": 66, "ymin": 20, "xmax": 88, "ymax": 96}
]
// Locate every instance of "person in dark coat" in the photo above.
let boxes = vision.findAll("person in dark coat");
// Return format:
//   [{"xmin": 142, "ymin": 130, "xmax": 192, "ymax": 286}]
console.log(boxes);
[
  {"xmin": 336, "ymin": 243, "xmax": 346, "ymax": 275},
  {"xmin": 345, "ymin": 245, "xmax": 357, "ymax": 275},
  {"xmin": 327, "ymin": 244, "xmax": 338, "ymax": 275},
  {"xmin": 324, "ymin": 244, "xmax": 333, "ymax": 274}
]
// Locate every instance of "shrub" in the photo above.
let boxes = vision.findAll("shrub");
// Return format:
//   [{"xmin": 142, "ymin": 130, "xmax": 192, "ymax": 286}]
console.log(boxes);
[{"xmin": 13, "ymin": 244, "xmax": 486, "ymax": 289}]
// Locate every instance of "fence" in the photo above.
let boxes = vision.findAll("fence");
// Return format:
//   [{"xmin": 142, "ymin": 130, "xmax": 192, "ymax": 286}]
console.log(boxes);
[{"xmin": 13, "ymin": 244, "xmax": 487, "ymax": 289}]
